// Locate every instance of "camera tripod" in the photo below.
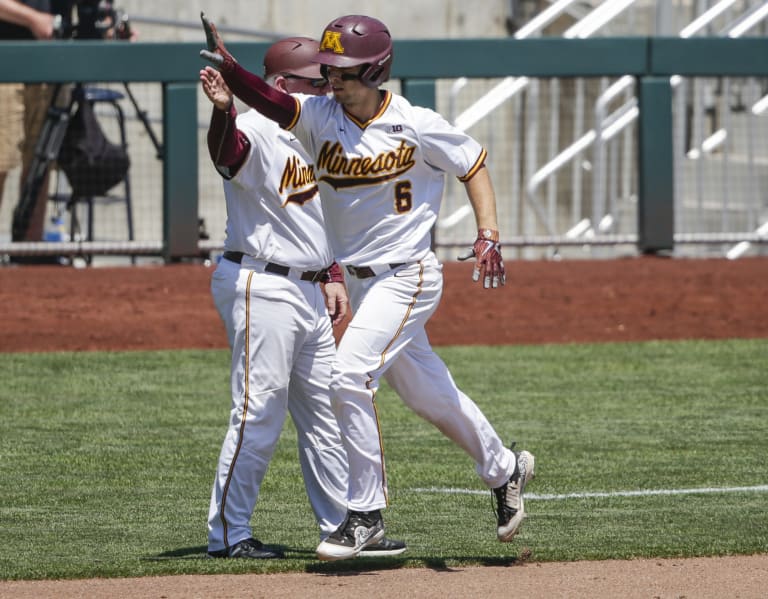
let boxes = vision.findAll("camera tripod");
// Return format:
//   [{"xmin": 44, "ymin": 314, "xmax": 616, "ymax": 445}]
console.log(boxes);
[{"xmin": 11, "ymin": 81, "xmax": 162, "ymax": 248}]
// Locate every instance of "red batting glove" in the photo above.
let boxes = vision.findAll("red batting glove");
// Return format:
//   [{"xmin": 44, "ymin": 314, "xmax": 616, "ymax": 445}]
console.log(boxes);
[
  {"xmin": 200, "ymin": 12, "xmax": 237, "ymax": 72},
  {"xmin": 458, "ymin": 228, "xmax": 506, "ymax": 289}
]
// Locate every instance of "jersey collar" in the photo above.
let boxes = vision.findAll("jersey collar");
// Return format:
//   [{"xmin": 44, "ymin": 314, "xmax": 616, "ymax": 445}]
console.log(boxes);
[{"xmin": 343, "ymin": 90, "xmax": 392, "ymax": 130}]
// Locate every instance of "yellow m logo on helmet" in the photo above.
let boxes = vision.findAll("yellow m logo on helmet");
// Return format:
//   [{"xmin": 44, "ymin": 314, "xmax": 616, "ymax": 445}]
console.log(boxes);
[{"xmin": 319, "ymin": 31, "xmax": 345, "ymax": 54}]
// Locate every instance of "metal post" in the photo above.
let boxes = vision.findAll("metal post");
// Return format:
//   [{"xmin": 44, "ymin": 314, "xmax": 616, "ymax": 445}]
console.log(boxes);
[
  {"xmin": 637, "ymin": 76, "xmax": 675, "ymax": 254},
  {"xmin": 400, "ymin": 79, "xmax": 436, "ymax": 110},
  {"xmin": 162, "ymin": 83, "xmax": 199, "ymax": 261}
]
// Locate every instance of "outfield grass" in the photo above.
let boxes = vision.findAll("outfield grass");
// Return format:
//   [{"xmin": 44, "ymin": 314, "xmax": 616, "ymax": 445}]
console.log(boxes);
[{"xmin": 0, "ymin": 339, "xmax": 766, "ymax": 580}]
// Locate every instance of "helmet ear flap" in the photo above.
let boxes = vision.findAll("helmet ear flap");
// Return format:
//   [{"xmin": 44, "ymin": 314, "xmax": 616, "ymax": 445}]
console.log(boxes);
[
  {"xmin": 362, "ymin": 64, "xmax": 384, "ymax": 88},
  {"xmin": 361, "ymin": 49, "xmax": 392, "ymax": 87}
]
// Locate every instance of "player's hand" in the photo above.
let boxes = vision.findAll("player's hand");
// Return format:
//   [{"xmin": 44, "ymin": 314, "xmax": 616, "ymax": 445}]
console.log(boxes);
[
  {"xmin": 323, "ymin": 263, "xmax": 348, "ymax": 325},
  {"xmin": 458, "ymin": 228, "xmax": 506, "ymax": 289},
  {"xmin": 200, "ymin": 66, "xmax": 233, "ymax": 111},
  {"xmin": 324, "ymin": 282, "xmax": 349, "ymax": 326},
  {"xmin": 199, "ymin": 12, "xmax": 236, "ymax": 71}
]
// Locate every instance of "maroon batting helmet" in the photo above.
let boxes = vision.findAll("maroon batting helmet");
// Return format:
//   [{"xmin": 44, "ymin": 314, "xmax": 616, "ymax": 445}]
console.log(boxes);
[
  {"xmin": 313, "ymin": 15, "xmax": 393, "ymax": 87},
  {"xmin": 263, "ymin": 37, "xmax": 324, "ymax": 79}
]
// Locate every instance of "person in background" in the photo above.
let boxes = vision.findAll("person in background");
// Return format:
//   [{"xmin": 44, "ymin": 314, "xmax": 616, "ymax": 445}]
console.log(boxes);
[
  {"xmin": 0, "ymin": 0, "xmax": 134, "ymax": 249},
  {"xmin": 0, "ymin": 0, "xmax": 57, "ymax": 244}
]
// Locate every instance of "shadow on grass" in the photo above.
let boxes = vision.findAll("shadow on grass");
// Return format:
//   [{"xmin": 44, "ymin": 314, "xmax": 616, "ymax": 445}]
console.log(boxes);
[
  {"xmin": 143, "ymin": 544, "xmax": 314, "ymax": 561},
  {"xmin": 142, "ymin": 545, "xmax": 210, "ymax": 561},
  {"xmin": 142, "ymin": 546, "xmax": 522, "ymax": 572},
  {"xmin": 306, "ymin": 554, "xmax": 520, "ymax": 574}
]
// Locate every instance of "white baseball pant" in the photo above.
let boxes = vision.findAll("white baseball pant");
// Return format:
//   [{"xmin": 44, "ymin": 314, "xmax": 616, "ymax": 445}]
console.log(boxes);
[
  {"xmin": 331, "ymin": 252, "xmax": 515, "ymax": 512},
  {"xmin": 207, "ymin": 257, "xmax": 347, "ymax": 551}
]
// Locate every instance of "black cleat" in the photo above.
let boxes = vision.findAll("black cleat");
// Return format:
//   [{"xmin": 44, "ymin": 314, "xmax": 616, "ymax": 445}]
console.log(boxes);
[
  {"xmin": 493, "ymin": 449, "xmax": 535, "ymax": 541},
  {"xmin": 316, "ymin": 509, "xmax": 385, "ymax": 561},
  {"xmin": 208, "ymin": 537, "xmax": 284, "ymax": 559},
  {"xmin": 359, "ymin": 536, "xmax": 407, "ymax": 557}
]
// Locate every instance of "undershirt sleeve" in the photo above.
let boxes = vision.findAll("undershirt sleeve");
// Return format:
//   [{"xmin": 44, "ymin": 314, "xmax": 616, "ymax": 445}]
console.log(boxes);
[{"xmin": 207, "ymin": 102, "xmax": 250, "ymax": 178}]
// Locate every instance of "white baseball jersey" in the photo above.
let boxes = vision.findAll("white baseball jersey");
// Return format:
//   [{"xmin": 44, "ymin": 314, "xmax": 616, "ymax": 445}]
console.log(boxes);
[
  {"xmin": 222, "ymin": 108, "xmax": 333, "ymax": 271},
  {"xmin": 288, "ymin": 91, "xmax": 487, "ymax": 267},
  {"xmin": 282, "ymin": 90, "xmax": 515, "ymax": 514}
]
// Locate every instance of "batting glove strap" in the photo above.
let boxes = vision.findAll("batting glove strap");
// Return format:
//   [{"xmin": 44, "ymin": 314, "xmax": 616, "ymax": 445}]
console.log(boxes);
[{"xmin": 325, "ymin": 262, "xmax": 345, "ymax": 284}]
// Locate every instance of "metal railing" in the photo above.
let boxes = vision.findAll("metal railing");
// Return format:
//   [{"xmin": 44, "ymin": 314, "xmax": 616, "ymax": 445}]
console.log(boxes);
[
  {"xmin": 440, "ymin": 0, "xmax": 768, "ymax": 260},
  {"xmin": 0, "ymin": 35, "xmax": 767, "ymax": 262}
]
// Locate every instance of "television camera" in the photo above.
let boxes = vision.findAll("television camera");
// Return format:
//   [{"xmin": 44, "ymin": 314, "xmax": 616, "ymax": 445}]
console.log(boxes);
[{"xmin": 52, "ymin": 0, "xmax": 131, "ymax": 41}]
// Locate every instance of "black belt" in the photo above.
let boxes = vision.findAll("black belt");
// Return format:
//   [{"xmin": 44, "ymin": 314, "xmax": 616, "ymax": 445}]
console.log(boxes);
[
  {"xmin": 345, "ymin": 263, "xmax": 406, "ymax": 279},
  {"xmin": 223, "ymin": 251, "xmax": 328, "ymax": 283}
]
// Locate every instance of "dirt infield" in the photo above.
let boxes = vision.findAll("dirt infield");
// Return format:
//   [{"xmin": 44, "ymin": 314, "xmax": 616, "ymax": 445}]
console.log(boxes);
[
  {"xmin": 1, "ymin": 256, "xmax": 766, "ymax": 598},
  {"xmin": 2, "ymin": 555, "xmax": 767, "ymax": 599},
  {"xmin": 2, "ymin": 256, "xmax": 767, "ymax": 352}
]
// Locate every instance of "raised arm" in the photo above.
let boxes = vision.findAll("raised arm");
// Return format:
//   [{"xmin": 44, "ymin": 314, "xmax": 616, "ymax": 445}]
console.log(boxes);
[
  {"xmin": 199, "ymin": 12, "xmax": 298, "ymax": 129},
  {"xmin": 199, "ymin": 66, "xmax": 250, "ymax": 178}
]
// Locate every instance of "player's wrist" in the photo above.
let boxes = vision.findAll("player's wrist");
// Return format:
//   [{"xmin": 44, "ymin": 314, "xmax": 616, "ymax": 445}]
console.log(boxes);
[
  {"xmin": 476, "ymin": 228, "xmax": 499, "ymax": 242},
  {"xmin": 216, "ymin": 97, "xmax": 234, "ymax": 113}
]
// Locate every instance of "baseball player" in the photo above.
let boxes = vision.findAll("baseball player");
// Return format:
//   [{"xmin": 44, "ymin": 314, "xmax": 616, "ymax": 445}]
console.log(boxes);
[
  {"xmin": 202, "ymin": 36, "xmax": 405, "ymax": 559},
  {"xmin": 201, "ymin": 13, "xmax": 535, "ymax": 562}
]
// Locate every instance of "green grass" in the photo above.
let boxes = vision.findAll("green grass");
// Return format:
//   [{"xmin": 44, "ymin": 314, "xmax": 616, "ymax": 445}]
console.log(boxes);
[{"xmin": 1, "ymin": 339, "xmax": 767, "ymax": 580}]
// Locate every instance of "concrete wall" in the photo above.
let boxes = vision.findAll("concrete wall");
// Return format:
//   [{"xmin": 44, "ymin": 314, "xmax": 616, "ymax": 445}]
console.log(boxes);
[{"xmin": 123, "ymin": 0, "xmax": 513, "ymax": 42}]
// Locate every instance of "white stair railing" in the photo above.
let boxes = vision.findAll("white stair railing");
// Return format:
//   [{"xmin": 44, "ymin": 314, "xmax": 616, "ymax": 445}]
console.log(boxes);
[
  {"xmin": 442, "ymin": 0, "xmax": 641, "ymax": 237},
  {"xmin": 441, "ymin": 0, "xmax": 766, "ymax": 257}
]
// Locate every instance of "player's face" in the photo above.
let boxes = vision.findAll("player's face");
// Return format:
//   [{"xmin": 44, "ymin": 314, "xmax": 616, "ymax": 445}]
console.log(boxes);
[{"xmin": 325, "ymin": 66, "xmax": 368, "ymax": 104}]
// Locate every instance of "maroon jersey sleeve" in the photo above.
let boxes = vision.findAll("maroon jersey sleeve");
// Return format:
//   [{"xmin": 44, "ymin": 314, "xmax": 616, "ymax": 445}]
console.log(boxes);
[{"xmin": 207, "ymin": 101, "xmax": 250, "ymax": 179}]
